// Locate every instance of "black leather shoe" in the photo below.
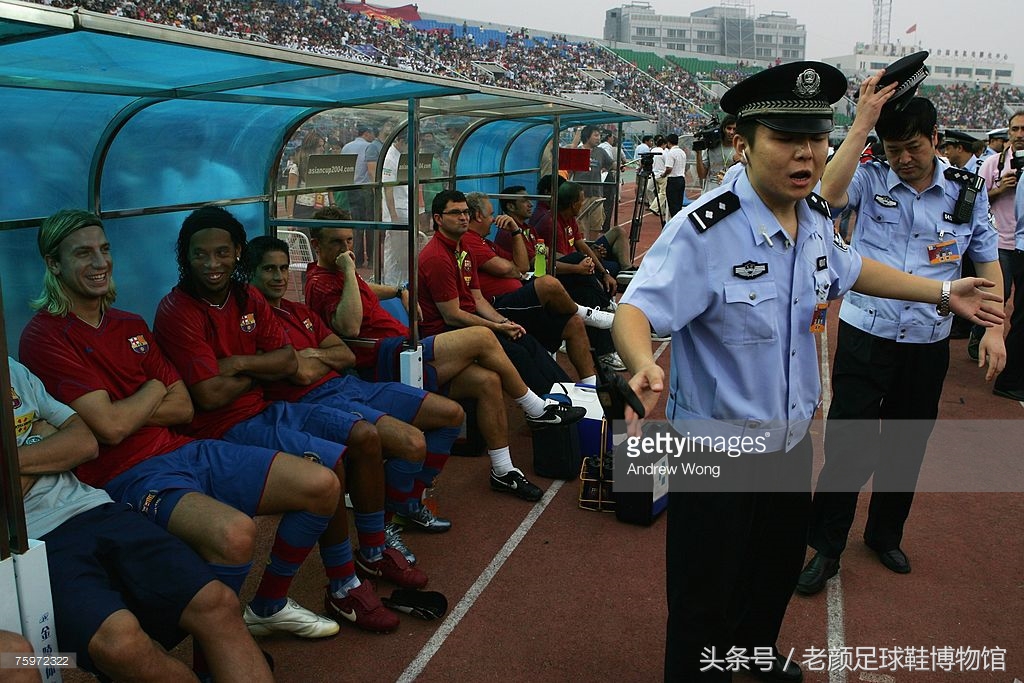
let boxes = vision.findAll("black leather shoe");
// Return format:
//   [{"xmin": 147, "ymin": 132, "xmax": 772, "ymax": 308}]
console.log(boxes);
[
  {"xmin": 993, "ymin": 386, "xmax": 1024, "ymax": 402},
  {"xmin": 873, "ymin": 547, "xmax": 911, "ymax": 574},
  {"xmin": 795, "ymin": 552, "xmax": 839, "ymax": 596},
  {"xmin": 751, "ymin": 655, "xmax": 803, "ymax": 682}
]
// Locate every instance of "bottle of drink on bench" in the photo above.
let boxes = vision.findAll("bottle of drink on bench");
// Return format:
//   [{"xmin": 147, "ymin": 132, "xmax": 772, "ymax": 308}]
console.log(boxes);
[{"xmin": 534, "ymin": 239, "xmax": 548, "ymax": 277}]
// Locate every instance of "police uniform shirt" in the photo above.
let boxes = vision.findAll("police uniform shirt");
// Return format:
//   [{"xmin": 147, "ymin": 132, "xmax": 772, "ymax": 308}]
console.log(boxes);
[
  {"xmin": 621, "ymin": 169, "xmax": 862, "ymax": 452},
  {"xmin": 839, "ymin": 158, "xmax": 997, "ymax": 343}
]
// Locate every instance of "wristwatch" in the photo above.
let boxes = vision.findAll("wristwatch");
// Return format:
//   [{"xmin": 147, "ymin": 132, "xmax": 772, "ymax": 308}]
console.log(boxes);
[
  {"xmin": 395, "ymin": 283, "xmax": 407, "ymax": 297},
  {"xmin": 936, "ymin": 281, "xmax": 952, "ymax": 317},
  {"xmin": 25, "ymin": 435, "xmax": 43, "ymax": 445}
]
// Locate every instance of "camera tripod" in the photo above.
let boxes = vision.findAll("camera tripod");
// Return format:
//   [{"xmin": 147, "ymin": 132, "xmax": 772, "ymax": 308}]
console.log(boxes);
[{"xmin": 629, "ymin": 168, "xmax": 665, "ymax": 262}]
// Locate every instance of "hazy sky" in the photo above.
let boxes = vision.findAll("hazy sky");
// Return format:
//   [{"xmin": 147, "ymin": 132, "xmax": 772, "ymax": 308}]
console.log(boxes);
[{"xmin": 399, "ymin": 0, "xmax": 1021, "ymax": 80}]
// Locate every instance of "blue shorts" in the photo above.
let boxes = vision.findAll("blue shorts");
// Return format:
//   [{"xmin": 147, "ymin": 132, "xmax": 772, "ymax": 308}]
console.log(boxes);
[
  {"xmin": 105, "ymin": 439, "xmax": 280, "ymax": 527},
  {"xmin": 223, "ymin": 401, "xmax": 354, "ymax": 470},
  {"xmin": 41, "ymin": 503, "xmax": 215, "ymax": 675},
  {"xmin": 302, "ymin": 375, "xmax": 427, "ymax": 424},
  {"xmin": 371, "ymin": 335, "xmax": 444, "ymax": 393}
]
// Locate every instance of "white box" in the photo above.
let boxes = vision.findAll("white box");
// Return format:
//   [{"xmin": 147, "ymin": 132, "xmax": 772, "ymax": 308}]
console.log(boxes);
[
  {"xmin": 13, "ymin": 540, "xmax": 61, "ymax": 683},
  {"xmin": 399, "ymin": 346, "xmax": 423, "ymax": 388}
]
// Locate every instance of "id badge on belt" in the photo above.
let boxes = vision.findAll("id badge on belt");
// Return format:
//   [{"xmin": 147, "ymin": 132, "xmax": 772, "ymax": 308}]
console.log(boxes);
[{"xmin": 927, "ymin": 238, "xmax": 960, "ymax": 264}]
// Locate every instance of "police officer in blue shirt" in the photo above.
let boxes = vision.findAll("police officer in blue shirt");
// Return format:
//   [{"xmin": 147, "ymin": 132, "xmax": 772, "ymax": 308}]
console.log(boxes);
[
  {"xmin": 613, "ymin": 60, "xmax": 1004, "ymax": 682},
  {"xmin": 798, "ymin": 56, "xmax": 1005, "ymax": 597}
]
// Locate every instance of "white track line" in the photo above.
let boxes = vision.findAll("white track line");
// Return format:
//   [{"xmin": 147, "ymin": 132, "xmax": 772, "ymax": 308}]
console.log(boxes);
[
  {"xmin": 819, "ymin": 325, "xmax": 847, "ymax": 683},
  {"xmin": 396, "ymin": 480, "xmax": 564, "ymax": 683}
]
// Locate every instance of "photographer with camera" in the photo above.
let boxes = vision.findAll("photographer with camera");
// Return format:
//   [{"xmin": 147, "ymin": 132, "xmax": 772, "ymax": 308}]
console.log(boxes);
[
  {"xmin": 693, "ymin": 114, "xmax": 741, "ymax": 195},
  {"xmin": 989, "ymin": 111, "xmax": 1024, "ymax": 399}
]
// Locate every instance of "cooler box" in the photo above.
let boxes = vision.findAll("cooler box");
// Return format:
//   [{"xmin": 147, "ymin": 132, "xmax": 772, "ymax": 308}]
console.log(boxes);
[
  {"xmin": 614, "ymin": 452, "xmax": 670, "ymax": 526},
  {"xmin": 546, "ymin": 382, "xmax": 611, "ymax": 458}
]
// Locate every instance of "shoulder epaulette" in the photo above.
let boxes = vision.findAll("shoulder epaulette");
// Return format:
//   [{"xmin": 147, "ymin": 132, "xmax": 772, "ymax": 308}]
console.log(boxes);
[
  {"xmin": 690, "ymin": 191, "xmax": 740, "ymax": 234},
  {"xmin": 944, "ymin": 166, "xmax": 980, "ymax": 185},
  {"xmin": 806, "ymin": 192, "xmax": 831, "ymax": 219}
]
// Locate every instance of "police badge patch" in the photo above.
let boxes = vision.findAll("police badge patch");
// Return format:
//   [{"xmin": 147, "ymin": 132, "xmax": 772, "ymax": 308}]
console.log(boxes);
[
  {"xmin": 793, "ymin": 68, "xmax": 821, "ymax": 97},
  {"xmin": 833, "ymin": 231, "xmax": 850, "ymax": 252},
  {"xmin": 874, "ymin": 194, "xmax": 898, "ymax": 208},
  {"xmin": 240, "ymin": 313, "xmax": 256, "ymax": 333},
  {"xmin": 733, "ymin": 261, "xmax": 769, "ymax": 280},
  {"xmin": 128, "ymin": 334, "xmax": 150, "ymax": 354}
]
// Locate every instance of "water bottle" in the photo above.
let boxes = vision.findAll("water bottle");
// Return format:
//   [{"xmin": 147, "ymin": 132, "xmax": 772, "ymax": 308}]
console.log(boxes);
[{"xmin": 534, "ymin": 239, "xmax": 548, "ymax": 277}]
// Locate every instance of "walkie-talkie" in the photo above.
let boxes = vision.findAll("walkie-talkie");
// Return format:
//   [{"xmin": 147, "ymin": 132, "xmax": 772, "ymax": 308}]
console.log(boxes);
[
  {"xmin": 944, "ymin": 167, "xmax": 985, "ymax": 224},
  {"xmin": 595, "ymin": 364, "xmax": 646, "ymax": 421}
]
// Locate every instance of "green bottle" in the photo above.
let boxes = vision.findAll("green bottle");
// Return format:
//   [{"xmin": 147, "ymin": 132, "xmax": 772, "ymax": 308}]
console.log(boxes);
[{"xmin": 534, "ymin": 239, "xmax": 548, "ymax": 277}]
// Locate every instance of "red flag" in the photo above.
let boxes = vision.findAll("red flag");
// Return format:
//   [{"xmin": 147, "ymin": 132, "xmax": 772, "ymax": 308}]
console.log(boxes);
[{"xmin": 906, "ymin": 23, "xmax": 917, "ymax": 34}]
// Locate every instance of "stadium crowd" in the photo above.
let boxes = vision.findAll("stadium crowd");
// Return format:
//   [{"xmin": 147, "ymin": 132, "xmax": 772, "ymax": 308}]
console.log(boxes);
[
  {"xmin": 42, "ymin": 0, "xmax": 709, "ymax": 131},
  {"xmin": 38, "ymin": 0, "xmax": 1024, "ymax": 134}
]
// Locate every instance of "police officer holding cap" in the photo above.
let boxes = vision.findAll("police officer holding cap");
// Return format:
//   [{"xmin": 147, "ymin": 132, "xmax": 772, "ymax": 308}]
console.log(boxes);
[
  {"xmin": 798, "ymin": 53, "xmax": 1004, "ymax": 597},
  {"xmin": 612, "ymin": 59, "xmax": 1005, "ymax": 682}
]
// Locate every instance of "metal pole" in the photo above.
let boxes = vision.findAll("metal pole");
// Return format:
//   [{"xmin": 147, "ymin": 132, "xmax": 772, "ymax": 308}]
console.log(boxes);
[
  {"xmin": 0, "ymin": 278, "xmax": 29, "ymax": 557},
  {"xmin": 548, "ymin": 115, "xmax": 560, "ymax": 276},
  {"xmin": 406, "ymin": 97, "xmax": 420, "ymax": 352}
]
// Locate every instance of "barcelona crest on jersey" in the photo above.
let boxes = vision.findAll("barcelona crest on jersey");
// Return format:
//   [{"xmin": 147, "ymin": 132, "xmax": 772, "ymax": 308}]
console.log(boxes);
[
  {"xmin": 457, "ymin": 250, "xmax": 473, "ymax": 287},
  {"xmin": 128, "ymin": 334, "xmax": 150, "ymax": 354},
  {"xmin": 303, "ymin": 317, "xmax": 315, "ymax": 333},
  {"xmin": 240, "ymin": 313, "xmax": 257, "ymax": 333}
]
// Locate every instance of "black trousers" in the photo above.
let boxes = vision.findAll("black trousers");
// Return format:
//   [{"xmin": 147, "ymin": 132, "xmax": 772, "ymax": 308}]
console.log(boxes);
[
  {"xmin": 556, "ymin": 253, "xmax": 615, "ymax": 355},
  {"xmin": 664, "ymin": 436, "xmax": 812, "ymax": 682},
  {"xmin": 666, "ymin": 176, "xmax": 686, "ymax": 217},
  {"xmin": 994, "ymin": 250, "xmax": 1024, "ymax": 391},
  {"xmin": 809, "ymin": 321, "xmax": 949, "ymax": 558},
  {"xmin": 490, "ymin": 329, "xmax": 570, "ymax": 395}
]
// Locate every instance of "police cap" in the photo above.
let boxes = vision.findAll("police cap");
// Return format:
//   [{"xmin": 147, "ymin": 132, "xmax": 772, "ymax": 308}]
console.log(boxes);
[
  {"xmin": 720, "ymin": 61, "xmax": 847, "ymax": 134},
  {"xmin": 940, "ymin": 129, "xmax": 979, "ymax": 147},
  {"xmin": 988, "ymin": 127, "xmax": 1009, "ymax": 141},
  {"xmin": 877, "ymin": 51, "xmax": 929, "ymax": 113}
]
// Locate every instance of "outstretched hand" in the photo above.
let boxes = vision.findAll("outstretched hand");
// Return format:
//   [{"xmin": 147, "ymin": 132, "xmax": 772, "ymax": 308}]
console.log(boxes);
[{"xmin": 949, "ymin": 277, "xmax": 1005, "ymax": 326}]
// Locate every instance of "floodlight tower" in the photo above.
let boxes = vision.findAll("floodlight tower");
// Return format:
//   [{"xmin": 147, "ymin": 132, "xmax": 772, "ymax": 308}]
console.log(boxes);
[{"xmin": 872, "ymin": 0, "xmax": 892, "ymax": 45}]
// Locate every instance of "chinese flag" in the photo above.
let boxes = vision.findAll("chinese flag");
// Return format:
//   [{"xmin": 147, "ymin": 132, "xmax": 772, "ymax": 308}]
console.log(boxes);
[{"xmin": 906, "ymin": 23, "xmax": 917, "ymax": 33}]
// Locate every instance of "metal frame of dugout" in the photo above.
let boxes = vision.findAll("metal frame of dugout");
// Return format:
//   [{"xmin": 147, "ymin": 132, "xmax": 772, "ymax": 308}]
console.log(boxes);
[{"xmin": 0, "ymin": 0, "xmax": 651, "ymax": 559}]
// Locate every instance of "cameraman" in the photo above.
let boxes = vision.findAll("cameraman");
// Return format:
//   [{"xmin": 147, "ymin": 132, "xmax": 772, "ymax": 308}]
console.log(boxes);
[
  {"xmin": 991, "ymin": 110, "xmax": 1024, "ymax": 399},
  {"xmin": 693, "ymin": 114, "xmax": 741, "ymax": 195}
]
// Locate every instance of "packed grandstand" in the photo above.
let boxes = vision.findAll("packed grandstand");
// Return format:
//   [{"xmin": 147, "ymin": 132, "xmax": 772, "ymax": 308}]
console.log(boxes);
[{"xmin": 38, "ymin": 0, "xmax": 1024, "ymax": 135}]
